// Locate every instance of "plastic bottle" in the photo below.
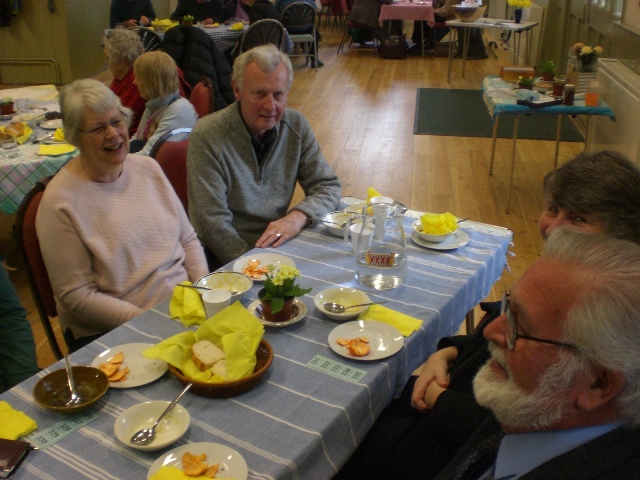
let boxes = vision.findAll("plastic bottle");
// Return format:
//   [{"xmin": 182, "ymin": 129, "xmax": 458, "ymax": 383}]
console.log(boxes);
[{"xmin": 585, "ymin": 81, "xmax": 600, "ymax": 107}]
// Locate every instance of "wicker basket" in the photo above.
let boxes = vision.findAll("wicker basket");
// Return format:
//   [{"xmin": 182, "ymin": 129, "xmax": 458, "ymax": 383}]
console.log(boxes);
[{"xmin": 168, "ymin": 339, "xmax": 273, "ymax": 398}]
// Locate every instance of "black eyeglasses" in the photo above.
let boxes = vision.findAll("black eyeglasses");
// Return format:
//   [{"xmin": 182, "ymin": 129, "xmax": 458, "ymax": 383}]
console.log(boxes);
[
  {"xmin": 502, "ymin": 292, "xmax": 577, "ymax": 351},
  {"xmin": 78, "ymin": 114, "xmax": 128, "ymax": 138}
]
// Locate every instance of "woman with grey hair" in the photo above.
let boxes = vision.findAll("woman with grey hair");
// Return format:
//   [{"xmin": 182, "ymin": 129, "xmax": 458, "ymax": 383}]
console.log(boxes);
[
  {"xmin": 102, "ymin": 28, "xmax": 146, "ymax": 135},
  {"xmin": 36, "ymin": 79, "xmax": 208, "ymax": 352}
]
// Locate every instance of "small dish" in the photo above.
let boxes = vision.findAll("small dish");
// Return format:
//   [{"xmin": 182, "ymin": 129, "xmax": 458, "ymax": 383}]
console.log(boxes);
[
  {"xmin": 91, "ymin": 343, "xmax": 168, "ymax": 388},
  {"xmin": 33, "ymin": 366, "xmax": 109, "ymax": 414},
  {"xmin": 328, "ymin": 320, "xmax": 404, "ymax": 361},
  {"xmin": 232, "ymin": 253, "xmax": 296, "ymax": 281},
  {"xmin": 343, "ymin": 203, "xmax": 367, "ymax": 214},
  {"xmin": 321, "ymin": 211, "xmax": 353, "ymax": 237},
  {"xmin": 0, "ymin": 112, "xmax": 17, "ymax": 120},
  {"xmin": 195, "ymin": 271, "xmax": 253, "ymax": 300},
  {"xmin": 114, "ymin": 400, "xmax": 190, "ymax": 451},
  {"xmin": 40, "ymin": 119, "xmax": 63, "ymax": 129},
  {"xmin": 147, "ymin": 442, "xmax": 248, "ymax": 480},
  {"xmin": 410, "ymin": 230, "xmax": 470, "ymax": 250},
  {"xmin": 412, "ymin": 219, "xmax": 457, "ymax": 243},
  {"xmin": 248, "ymin": 298, "xmax": 306, "ymax": 327},
  {"xmin": 314, "ymin": 288, "xmax": 371, "ymax": 321}
]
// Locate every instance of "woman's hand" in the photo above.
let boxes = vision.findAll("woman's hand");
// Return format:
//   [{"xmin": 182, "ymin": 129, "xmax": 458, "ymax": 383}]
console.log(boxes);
[{"xmin": 410, "ymin": 346, "xmax": 458, "ymax": 412}]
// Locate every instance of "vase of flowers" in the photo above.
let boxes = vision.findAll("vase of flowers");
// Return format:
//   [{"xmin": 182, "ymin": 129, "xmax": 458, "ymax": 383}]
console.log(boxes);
[
  {"xmin": 518, "ymin": 75, "xmax": 535, "ymax": 90},
  {"xmin": 258, "ymin": 266, "xmax": 311, "ymax": 322},
  {"xmin": 508, "ymin": 0, "xmax": 530, "ymax": 23},
  {"xmin": 572, "ymin": 43, "xmax": 603, "ymax": 73}
]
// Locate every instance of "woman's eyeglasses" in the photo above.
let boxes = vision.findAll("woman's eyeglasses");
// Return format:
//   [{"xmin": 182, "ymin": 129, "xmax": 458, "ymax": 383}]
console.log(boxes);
[
  {"xmin": 502, "ymin": 292, "xmax": 577, "ymax": 351},
  {"xmin": 78, "ymin": 114, "xmax": 128, "ymax": 137}
]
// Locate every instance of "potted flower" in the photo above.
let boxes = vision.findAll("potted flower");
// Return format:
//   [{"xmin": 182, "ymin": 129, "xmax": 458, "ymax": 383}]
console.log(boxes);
[
  {"xmin": 0, "ymin": 97, "xmax": 14, "ymax": 116},
  {"xmin": 507, "ymin": 0, "xmax": 530, "ymax": 23},
  {"xmin": 258, "ymin": 266, "xmax": 311, "ymax": 322},
  {"xmin": 182, "ymin": 14, "xmax": 195, "ymax": 26},
  {"xmin": 572, "ymin": 43, "xmax": 603, "ymax": 72},
  {"xmin": 539, "ymin": 60, "xmax": 556, "ymax": 82},
  {"xmin": 518, "ymin": 75, "xmax": 535, "ymax": 90}
]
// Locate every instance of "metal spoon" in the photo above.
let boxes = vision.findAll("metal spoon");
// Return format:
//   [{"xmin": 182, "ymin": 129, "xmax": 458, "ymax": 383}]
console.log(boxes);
[
  {"xmin": 130, "ymin": 383, "xmax": 192, "ymax": 446},
  {"xmin": 324, "ymin": 301, "xmax": 387, "ymax": 313},
  {"xmin": 64, "ymin": 354, "xmax": 81, "ymax": 406},
  {"xmin": 177, "ymin": 284, "xmax": 211, "ymax": 291}
]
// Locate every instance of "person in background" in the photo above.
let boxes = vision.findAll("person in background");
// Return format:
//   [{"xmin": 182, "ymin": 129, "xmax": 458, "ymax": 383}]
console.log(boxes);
[
  {"xmin": 247, "ymin": 0, "xmax": 281, "ymax": 24},
  {"xmin": 0, "ymin": 268, "xmax": 39, "ymax": 393},
  {"xmin": 130, "ymin": 51, "xmax": 198, "ymax": 156},
  {"xmin": 36, "ymin": 79, "xmax": 208, "ymax": 352},
  {"xmin": 276, "ymin": 0, "xmax": 324, "ymax": 68},
  {"xmin": 222, "ymin": 0, "xmax": 251, "ymax": 22},
  {"xmin": 436, "ymin": 229, "xmax": 640, "ymax": 479},
  {"xmin": 335, "ymin": 150, "xmax": 640, "ymax": 480},
  {"xmin": 349, "ymin": 0, "xmax": 395, "ymax": 44},
  {"xmin": 170, "ymin": 0, "xmax": 225, "ymax": 25},
  {"xmin": 187, "ymin": 45, "xmax": 341, "ymax": 270},
  {"xmin": 109, "ymin": 0, "xmax": 155, "ymax": 28}
]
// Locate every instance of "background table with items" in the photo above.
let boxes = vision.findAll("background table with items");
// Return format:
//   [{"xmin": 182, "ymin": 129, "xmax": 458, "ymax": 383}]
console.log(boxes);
[
  {"xmin": 379, "ymin": 0, "xmax": 435, "ymax": 55},
  {"xmin": 445, "ymin": 18, "xmax": 539, "ymax": 82},
  {"xmin": 482, "ymin": 75, "xmax": 616, "ymax": 213},
  {"xmin": 0, "ymin": 212, "xmax": 512, "ymax": 480}
]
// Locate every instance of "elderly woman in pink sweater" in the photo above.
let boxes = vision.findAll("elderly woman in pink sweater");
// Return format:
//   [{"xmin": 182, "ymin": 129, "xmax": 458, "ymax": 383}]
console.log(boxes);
[{"xmin": 36, "ymin": 79, "xmax": 209, "ymax": 352}]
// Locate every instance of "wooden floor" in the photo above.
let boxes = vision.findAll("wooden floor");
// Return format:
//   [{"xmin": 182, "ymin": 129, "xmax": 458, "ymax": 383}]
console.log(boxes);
[{"xmin": 0, "ymin": 22, "xmax": 585, "ymax": 371}]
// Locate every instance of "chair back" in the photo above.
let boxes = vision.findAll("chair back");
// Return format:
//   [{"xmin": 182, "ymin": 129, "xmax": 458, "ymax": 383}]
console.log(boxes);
[
  {"xmin": 282, "ymin": 2, "xmax": 316, "ymax": 30},
  {"xmin": 189, "ymin": 77, "xmax": 215, "ymax": 118},
  {"xmin": 129, "ymin": 26, "xmax": 162, "ymax": 51},
  {"xmin": 239, "ymin": 19, "xmax": 286, "ymax": 53},
  {"xmin": 148, "ymin": 128, "xmax": 192, "ymax": 211},
  {"xmin": 13, "ymin": 176, "xmax": 65, "ymax": 360}
]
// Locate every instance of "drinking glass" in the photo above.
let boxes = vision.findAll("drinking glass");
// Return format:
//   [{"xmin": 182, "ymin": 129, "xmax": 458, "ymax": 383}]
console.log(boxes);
[{"xmin": 1, "ymin": 136, "xmax": 19, "ymax": 159}]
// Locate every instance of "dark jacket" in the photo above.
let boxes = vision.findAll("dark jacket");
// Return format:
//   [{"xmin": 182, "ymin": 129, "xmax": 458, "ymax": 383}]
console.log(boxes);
[
  {"xmin": 109, "ymin": 0, "xmax": 155, "ymax": 28},
  {"xmin": 170, "ymin": 0, "xmax": 224, "ymax": 23},
  {"xmin": 222, "ymin": 0, "xmax": 251, "ymax": 21},
  {"xmin": 161, "ymin": 25, "xmax": 235, "ymax": 112},
  {"xmin": 249, "ymin": 0, "xmax": 281, "ymax": 23}
]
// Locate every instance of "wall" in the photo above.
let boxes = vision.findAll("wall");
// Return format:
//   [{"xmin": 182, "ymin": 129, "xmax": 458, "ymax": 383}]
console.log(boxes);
[{"xmin": 0, "ymin": 0, "xmax": 171, "ymax": 85}]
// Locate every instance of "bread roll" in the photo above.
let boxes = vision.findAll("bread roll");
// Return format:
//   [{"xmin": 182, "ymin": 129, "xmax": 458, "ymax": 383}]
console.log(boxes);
[
  {"xmin": 191, "ymin": 340, "xmax": 225, "ymax": 371},
  {"xmin": 211, "ymin": 359, "xmax": 227, "ymax": 379}
]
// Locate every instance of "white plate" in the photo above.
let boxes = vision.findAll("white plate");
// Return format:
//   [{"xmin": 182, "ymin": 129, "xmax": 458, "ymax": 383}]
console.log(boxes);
[
  {"xmin": 40, "ymin": 119, "xmax": 63, "ymax": 129},
  {"xmin": 328, "ymin": 320, "xmax": 404, "ymax": 361},
  {"xmin": 232, "ymin": 253, "xmax": 296, "ymax": 281},
  {"xmin": 410, "ymin": 230, "xmax": 470, "ymax": 250},
  {"xmin": 0, "ymin": 112, "xmax": 18, "ymax": 120},
  {"xmin": 91, "ymin": 343, "xmax": 167, "ymax": 388},
  {"xmin": 147, "ymin": 442, "xmax": 248, "ymax": 480},
  {"xmin": 341, "ymin": 196, "xmax": 365, "ymax": 205},
  {"xmin": 314, "ymin": 287, "xmax": 371, "ymax": 321},
  {"xmin": 114, "ymin": 400, "xmax": 190, "ymax": 451},
  {"xmin": 248, "ymin": 298, "xmax": 306, "ymax": 327}
]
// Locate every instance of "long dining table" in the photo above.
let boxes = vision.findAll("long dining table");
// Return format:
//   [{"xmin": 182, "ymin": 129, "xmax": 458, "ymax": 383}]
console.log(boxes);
[{"xmin": 0, "ymin": 207, "xmax": 512, "ymax": 480}]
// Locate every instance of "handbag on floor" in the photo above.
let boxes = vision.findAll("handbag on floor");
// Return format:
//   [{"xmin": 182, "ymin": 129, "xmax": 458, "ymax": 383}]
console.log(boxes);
[{"xmin": 380, "ymin": 34, "xmax": 408, "ymax": 59}]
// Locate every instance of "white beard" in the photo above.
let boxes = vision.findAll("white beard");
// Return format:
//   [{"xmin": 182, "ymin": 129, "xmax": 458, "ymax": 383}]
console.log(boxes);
[{"xmin": 473, "ymin": 343, "xmax": 586, "ymax": 430}]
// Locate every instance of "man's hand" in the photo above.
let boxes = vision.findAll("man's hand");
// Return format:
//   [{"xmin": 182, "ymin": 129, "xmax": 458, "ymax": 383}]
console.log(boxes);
[
  {"xmin": 203, "ymin": 17, "xmax": 214, "ymax": 25},
  {"xmin": 410, "ymin": 346, "xmax": 458, "ymax": 412},
  {"xmin": 140, "ymin": 16, "xmax": 150, "ymax": 26},
  {"xmin": 255, "ymin": 210, "xmax": 309, "ymax": 249},
  {"xmin": 123, "ymin": 19, "xmax": 138, "ymax": 27}
]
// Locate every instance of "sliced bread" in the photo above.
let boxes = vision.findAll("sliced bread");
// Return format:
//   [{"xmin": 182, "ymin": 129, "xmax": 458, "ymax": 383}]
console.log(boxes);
[
  {"xmin": 211, "ymin": 359, "xmax": 227, "ymax": 379},
  {"xmin": 192, "ymin": 340, "xmax": 226, "ymax": 371}
]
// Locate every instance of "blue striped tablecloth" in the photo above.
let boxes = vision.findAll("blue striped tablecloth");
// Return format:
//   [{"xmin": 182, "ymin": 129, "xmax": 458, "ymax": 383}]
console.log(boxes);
[{"xmin": 1, "ymin": 215, "xmax": 512, "ymax": 480}]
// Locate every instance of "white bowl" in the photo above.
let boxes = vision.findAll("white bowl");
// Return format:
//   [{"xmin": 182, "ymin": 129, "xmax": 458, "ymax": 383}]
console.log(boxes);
[
  {"xmin": 343, "ymin": 203, "xmax": 367, "ymax": 214},
  {"xmin": 195, "ymin": 271, "xmax": 253, "ymax": 300},
  {"xmin": 114, "ymin": 400, "xmax": 190, "ymax": 451},
  {"xmin": 322, "ymin": 211, "xmax": 353, "ymax": 237},
  {"xmin": 453, "ymin": 4, "xmax": 486, "ymax": 22},
  {"xmin": 412, "ymin": 219, "xmax": 457, "ymax": 243},
  {"xmin": 314, "ymin": 287, "xmax": 371, "ymax": 321}
]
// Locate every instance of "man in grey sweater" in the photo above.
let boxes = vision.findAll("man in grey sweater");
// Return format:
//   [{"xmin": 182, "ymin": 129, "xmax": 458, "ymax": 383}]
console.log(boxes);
[{"xmin": 187, "ymin": 44, "xmax": 341, "ymax": 269}]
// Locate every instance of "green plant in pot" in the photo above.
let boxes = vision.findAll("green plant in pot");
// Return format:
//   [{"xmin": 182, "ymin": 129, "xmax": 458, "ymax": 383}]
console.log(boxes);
[
  {"xmin": 182, "ymin": 14, "xmax": 195, "ymax": 25},
  {"xmin": 539, "ymin": 60, "xmax": 556, "ymax": 81},
  {"xmin": 258, "ymin": 266, "xmax": 311, "ymax": 322},
  {"xmin": 517, "ymin": 75, "xmax": 535, "ymax": 90},
  {"xmin": 0, "ymin": 96, "xmax": 14, "ymax": 116}
]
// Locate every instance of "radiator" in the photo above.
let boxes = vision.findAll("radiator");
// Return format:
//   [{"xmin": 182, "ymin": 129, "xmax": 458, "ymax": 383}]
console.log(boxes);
[
  {"xmin": 587, "ymin": 59, "xmax": 640, "ymax": 168},
  {"xmin": 486, "ymin": 0, "xmax": 544, "ymax": 65}
]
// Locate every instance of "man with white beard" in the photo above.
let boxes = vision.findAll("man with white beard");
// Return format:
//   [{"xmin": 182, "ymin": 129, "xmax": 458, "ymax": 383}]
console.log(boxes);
[{"xmin": 435, "ymin": 229, "xmax": 640, "ymax": 480}]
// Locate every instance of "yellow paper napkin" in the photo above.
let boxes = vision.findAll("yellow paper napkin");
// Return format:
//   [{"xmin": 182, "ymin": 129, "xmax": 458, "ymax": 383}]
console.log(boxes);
[
  {"xmin": 150, "ymin": 466, "xmax": 238, "ymax": 480},
  {"xmin": 0, "ymin": 401, "xmax": 37, "ymax": 440},
  {"xmin": 420, "ymin": 212, "xmax": 457, "ymax": 235},
  {"xmin": 144, "ymin": 302, "xmax": 264, "ymax": 383},
  {"xmin": 37, "ymin": 143, "xmax": 76, "ymax": 156},
  {"xmin": 170, "ymin": 281, "xmax": 206, "ymax": 327},
  {"xmin": 358, "ymin": 305, "xmax": 423, "ymax": 337},
  {"xmin": 0, "ymin": 124, "xmax": 32, "ymax": 144}
]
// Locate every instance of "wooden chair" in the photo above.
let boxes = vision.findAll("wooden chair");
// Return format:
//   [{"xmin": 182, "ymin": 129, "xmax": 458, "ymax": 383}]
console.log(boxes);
[
  {"xmin": 13, "ymin": 176, "xmax": 66, "ymax": 360},
  {"xmin": 337, "ymin": 20, "xmax": 378, "ymax": 55},
  {"xmin": 239, "ymin": 19, "xmax": 286, "ymax": 53},
  {"xmin": 282, "ymin": 2, "xmax": 318, "ymax": 70},
  {"xmin": 129, "ymin": 26, "xmax": 162, "ymax": 52},
  {"xmin": 148, "ymin": 128, "xmax": 192, "ymax": 212},
  {"xmin": 189, "ymin": 77, "xmax": 215, "ymax": 118}
]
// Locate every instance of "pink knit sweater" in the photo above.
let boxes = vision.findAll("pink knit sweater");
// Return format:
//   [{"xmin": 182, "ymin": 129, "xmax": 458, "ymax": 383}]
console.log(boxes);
[{"xmin": 36, "ymin": 154, "xmax": 209, "ymax": 339}]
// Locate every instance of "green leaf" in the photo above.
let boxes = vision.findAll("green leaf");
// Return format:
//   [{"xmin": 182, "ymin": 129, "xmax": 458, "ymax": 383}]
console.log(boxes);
[{"xmin": 270, "ymin": 297, "xmax": 285, "ymax": 314}]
